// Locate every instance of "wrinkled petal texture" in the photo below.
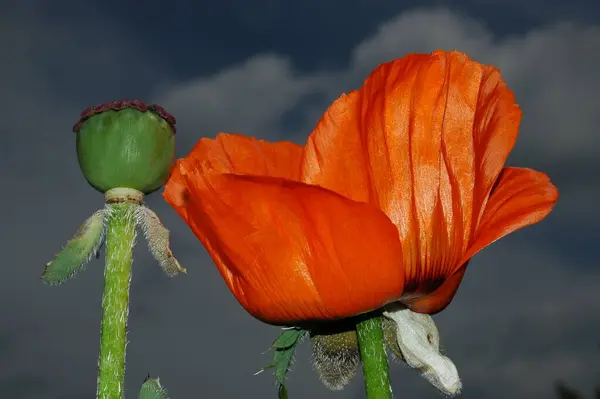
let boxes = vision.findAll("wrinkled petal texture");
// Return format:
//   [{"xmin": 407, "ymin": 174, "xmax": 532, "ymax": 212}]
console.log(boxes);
[
  {"xmin": 406, "ymin": 167, "xmax": 558, "ymax": 313},
  {"xmin": 463, "ymin": 167, "xmax": 559, "ymax": 262},
  {"xmin": 302, "ymin": 50, "xmax": 557, "ymax": 313},
  {"xmin": 164, "ymin": 133, "xmax": 303, "ymax": 222},
  {"xmin": 164, "ymin": 133, "xmax": 405, "ymax": 324}
]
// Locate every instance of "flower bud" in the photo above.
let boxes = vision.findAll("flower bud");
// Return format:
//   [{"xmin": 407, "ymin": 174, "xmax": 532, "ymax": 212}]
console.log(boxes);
[
  {"xmin": 310, "ymin": 327, "xmax": 360, "ymax": 391},
  {"xmin": 74, "ymin": 99, "xmax": 176, "ymax": 194}
]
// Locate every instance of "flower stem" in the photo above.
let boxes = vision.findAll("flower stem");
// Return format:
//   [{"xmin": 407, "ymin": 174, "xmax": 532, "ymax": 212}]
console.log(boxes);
[
  {"xmin": 97, "ymin": 202, "xmax": 137, "ymax": 399},
  {"xmin": 356, "ymin": 315, "xmax": 393, "ymax": 399}
]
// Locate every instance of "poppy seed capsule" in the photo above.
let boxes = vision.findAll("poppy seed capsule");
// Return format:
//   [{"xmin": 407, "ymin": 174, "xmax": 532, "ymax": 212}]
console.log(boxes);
[{"xmin": 74, "ymin": 99, "xmax": 176, "ymax": 194}]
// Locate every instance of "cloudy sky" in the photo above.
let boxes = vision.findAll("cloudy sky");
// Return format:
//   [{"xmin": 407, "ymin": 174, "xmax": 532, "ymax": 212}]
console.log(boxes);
[{"xmin": 2, "ymin": 0, "xmax": 599, "ymax": 398}]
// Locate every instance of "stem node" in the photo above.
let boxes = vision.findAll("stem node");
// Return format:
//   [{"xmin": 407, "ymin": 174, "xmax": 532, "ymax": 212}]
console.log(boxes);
[{"xmin": 105, "ymin": 187, "xmax": 144, "ymax": 204}]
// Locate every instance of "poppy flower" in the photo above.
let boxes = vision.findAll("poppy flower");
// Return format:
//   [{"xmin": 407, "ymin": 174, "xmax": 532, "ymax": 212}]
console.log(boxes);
[{"xmin": 164, "ymin": 50, "xmax": 558, "ymax": 325}]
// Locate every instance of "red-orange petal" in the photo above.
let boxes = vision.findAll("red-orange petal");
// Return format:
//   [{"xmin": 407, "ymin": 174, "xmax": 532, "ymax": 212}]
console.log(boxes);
[
  {"xmin": 164, "ymin": 132, "xmax": 304, "ymax": 222},
  {"xmin": 402, "ymin": 168, "xmax": 557, "ymax": 314},
  {"xmin": 167, "ymin": 166, "xmax": 405, "ymax": 325},
  {"xmin": 402, "ymin": 264, "xmax": 468, "ymax": 314},
  {"xmin": 184, "ymin": 132, "xmax": 304, "ymax": 179},
  {"xmin": 461, "ymin": 167, "xmax": 559, "ymax": 263},
  {"xmin": 301, "ymin": 50, "xmax": 521, "ymax": 299},
  {"xmin": 301, "ymin": 90, "xmax": 370, "ymax": 203},
  {"xmin": 469, "ymin": 68, "xmax": 522, "ymax": 237}
]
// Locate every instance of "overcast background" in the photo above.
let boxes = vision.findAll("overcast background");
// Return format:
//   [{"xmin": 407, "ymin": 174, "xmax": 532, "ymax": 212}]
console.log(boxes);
[{"xmin": 2, "ymin": 0, "xmax": 599, "ymax": 398}]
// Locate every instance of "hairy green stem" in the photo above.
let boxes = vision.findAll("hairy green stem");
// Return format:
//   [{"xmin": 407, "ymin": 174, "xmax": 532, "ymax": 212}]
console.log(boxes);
[
  {"xmin": 356, "ymin": 316, "xmax": 393, "ymax": 399},
  {"xmin": 97, "ymin": 202, "xmax": 137, "ymax": 399}
]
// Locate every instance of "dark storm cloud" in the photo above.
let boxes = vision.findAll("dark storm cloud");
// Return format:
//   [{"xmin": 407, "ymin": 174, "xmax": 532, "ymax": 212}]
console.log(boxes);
[
  {"xmin": 2, "ymin": 1, "xmax": 599, "ymax": 399},
  {"xmin": 93, "ymin": 0, "xmax": 600, "ymax": 75}
]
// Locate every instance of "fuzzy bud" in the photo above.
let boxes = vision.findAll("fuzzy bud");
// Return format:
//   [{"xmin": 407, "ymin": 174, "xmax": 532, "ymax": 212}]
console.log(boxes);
[{"xmin": 310, "ymin": 327, "xmax": 360, "ymax": 391}]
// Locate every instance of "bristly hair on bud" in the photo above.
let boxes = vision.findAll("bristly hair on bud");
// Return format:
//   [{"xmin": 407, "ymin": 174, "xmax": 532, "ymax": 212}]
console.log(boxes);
[
  {"xmin": 136, "ymin": 206, "xmax": 186, "ymax": 276},
  {"xmin": 310, "ymin": 324, "xmax": 361, "ymax": 391}
]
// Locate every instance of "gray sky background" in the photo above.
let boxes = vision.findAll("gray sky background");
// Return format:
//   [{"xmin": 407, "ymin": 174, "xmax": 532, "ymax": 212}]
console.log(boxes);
[{"xmin": 2, "ymin": 1, "xmax": 600, "ymax": 398}]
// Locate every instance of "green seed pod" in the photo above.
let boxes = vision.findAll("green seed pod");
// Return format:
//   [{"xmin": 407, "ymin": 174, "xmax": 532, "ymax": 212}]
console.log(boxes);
[{"xmin": 74, "ymin": 99, "xmax": 176, "ymax": 194}]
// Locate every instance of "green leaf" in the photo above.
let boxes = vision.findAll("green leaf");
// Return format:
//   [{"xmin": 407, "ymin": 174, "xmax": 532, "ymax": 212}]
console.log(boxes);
[
  {"xmin": 278, "ymin": 384, "xmax": 288, "ymax": 399},
  {"xmin": 42, "ymin": 209, "xmax": 105, "ymax": 285},
  {"xmin": 272, "ymin": 328, "xmax": 304, "ymax": 349},
  {"xmin": 139, "ymin": 375, "xmax": 169, "ymax": 399},
  {"xmin": 273, "ymin": 344, "xmax": 295, "ymax": 384},
  {"xmin": 261, "ymin": 328, "xmax": 305, "ymax": 398}
]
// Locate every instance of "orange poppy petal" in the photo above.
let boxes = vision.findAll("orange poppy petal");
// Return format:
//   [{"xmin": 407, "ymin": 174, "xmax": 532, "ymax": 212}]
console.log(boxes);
[
  {"xmin": 163, "ymin": 158, "xmax": 191, "ymax": 222},
  {"xmin": 170, "ymin": 165, "xmax": 405, "ymax": 325},
  {"xmin": 404, "ymin": 167, "xmax": 557, "ymax": 314},
  {"xmin": 470, "ymin": 67, "xmax": 521, "ymax": 235},
  {"xmin": 462, "ymin": 167, "xmax": 558, "ymax": 263},
  {"xmin": 402, "ymin": 264, "xmax": 468, "ymax": 315},
  {"xmin": 164, "ymin": 132, "xmax": 303, "ymax": 221},
  {"xmin": 185, "ymin": 132, "xmax": 304, "ymax": 179},
  {"xmin": 301, "ymin": 90, "xmax": 369, "ymax": 202},
  {"xmin": 302, "ymin": 50, "xmax": 521, "ymax": 297}
]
